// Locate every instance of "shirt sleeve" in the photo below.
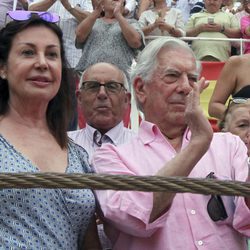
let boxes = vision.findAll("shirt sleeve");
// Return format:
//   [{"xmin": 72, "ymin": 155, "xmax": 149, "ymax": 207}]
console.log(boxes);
[
  {"xmin": 129, "ymin": 19, "xmax": 145, "ymax": 50},
  {"xmin": 92, "ymin": 144, "xmax": 168, "ymax": 238}
]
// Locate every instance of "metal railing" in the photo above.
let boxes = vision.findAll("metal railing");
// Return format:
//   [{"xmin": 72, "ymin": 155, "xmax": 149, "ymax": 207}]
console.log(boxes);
[{"xmin": 146, "ymin": 36, "xmax": 250, "ymax": 55}]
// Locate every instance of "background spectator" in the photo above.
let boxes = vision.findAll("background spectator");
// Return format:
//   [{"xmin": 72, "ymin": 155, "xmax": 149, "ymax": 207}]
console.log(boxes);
[
  {"xmin": 138, "ymin": 0, "xmax": 185, "ymax": 41},
  {"xmin": 240, "ymin": 0, "xmax": 250, "ymax": 53},
  {"xmin": 75, "ymin": 0, "xmax": 144, "ymax": 82},
  {"xmin": 186, "ymin": 0, "xmax": 241, "ymax": 61}
]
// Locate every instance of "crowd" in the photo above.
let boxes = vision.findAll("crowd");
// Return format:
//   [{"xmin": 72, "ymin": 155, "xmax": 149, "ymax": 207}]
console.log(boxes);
[{"xmin": 0, "ymin": 0, "xmax": 250, "ymax": 249}]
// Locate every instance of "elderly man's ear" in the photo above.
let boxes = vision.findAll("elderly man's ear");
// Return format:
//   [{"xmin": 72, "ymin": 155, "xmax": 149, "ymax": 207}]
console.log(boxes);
[{"xmin": 133, "ymin": 77, "xmax": 147, "ymax": 105}]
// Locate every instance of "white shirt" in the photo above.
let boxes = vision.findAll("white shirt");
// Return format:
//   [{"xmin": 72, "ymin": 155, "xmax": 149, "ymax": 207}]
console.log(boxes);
[{"xmin": 68, "ymin": 122, "xmax": 136, "ymax": 160}]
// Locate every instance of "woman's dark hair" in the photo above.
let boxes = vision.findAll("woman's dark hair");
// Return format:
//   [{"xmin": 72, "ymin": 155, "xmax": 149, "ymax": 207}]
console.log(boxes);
[{"xmin": 0, "ymin": 15, "xmax": 72, "ymax": 148}]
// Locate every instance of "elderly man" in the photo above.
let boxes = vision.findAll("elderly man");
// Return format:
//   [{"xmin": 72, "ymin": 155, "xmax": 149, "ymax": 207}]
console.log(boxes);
[
  {"xmin": 68, "ymin": 62, "xmax": 136, "ymax": 250},
  {"xmin": 92, "ymin": 37, "xmax": 250, "ymax": 249},
  {"xmin": 68, "ymin": 62, "xmax": 135, "ymax": 158},
  {"xmin": 186, "ymin": 0, "xmax": 240, "ymax": 61}
]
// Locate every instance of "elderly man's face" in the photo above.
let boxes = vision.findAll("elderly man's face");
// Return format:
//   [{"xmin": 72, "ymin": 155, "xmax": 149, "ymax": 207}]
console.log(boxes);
[
  {"xmin": 205, "ymin": 0, "xmax": 222, "ymax": 13},
  {"xmin": 77, "ymin": 63, "xmax": 130, "ymax": 133},
  {"xmin": 135, "ymin": 47, "xmax": 198, "ymax": 130}
]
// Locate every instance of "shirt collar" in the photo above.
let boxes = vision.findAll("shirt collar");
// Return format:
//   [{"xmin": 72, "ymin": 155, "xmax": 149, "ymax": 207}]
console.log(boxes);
[
  {"xmin": 85, "ymin": 121, "xmax": 125, "ymax": 146},
  {"xmin": 139, "ymin": 120, "xmax": 191, "ymax": 145}
]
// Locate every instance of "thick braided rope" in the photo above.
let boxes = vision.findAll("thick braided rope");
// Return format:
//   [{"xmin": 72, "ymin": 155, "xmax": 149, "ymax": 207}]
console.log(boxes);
[{"xmin": 0, "ymin": 173, "xmax": 249, "ymax": 197}]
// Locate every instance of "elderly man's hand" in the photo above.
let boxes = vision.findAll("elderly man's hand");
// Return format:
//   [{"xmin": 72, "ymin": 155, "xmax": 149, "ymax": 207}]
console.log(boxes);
[{"xmin": 185, "ymin": 77, "xmax": 213, "ymax": 150}]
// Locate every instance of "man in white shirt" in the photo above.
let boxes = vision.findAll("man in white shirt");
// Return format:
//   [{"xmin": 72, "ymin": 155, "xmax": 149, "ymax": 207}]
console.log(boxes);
[
  {"xmin": 68, "ymin": 62, "xmax": 136, "ymax": 250},
  {"xmin": 68, "ymin": 62, "xmax": 136, "ymax": 158}
]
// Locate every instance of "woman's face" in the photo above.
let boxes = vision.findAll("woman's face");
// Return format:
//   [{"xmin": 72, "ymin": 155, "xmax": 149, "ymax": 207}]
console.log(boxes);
[
  {"xmin": 225, "ymin": 106, "xmax": 250, "ymax": 155},
  {"xmin": 3, "ymin": 25, "xmax": 62, "ymax": 106}
]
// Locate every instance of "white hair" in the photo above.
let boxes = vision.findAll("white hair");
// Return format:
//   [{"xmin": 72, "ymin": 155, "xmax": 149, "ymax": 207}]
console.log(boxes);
[{"xmin": 130, "ymin": 37, "xmax": 201, "ymax": 84}]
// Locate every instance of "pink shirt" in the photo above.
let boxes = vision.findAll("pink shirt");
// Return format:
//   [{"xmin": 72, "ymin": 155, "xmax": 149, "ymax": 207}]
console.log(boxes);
[
  {"xmin": 241, "ymin": 15, "xmax": 250, "ymax": 54},
  {"xmin": 92, "ymin": 121, "xmax": 250, "ymax": 250}
]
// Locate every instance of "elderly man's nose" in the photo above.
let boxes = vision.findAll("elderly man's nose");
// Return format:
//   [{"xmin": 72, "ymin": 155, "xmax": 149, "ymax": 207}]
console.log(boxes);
[
  {"xmin": 176, "ymin": 75, "xmax": 192, "ymax": 94},
  {"xmin": 97, "ymin": 85, "xmax": 108, "ymax": 98}
]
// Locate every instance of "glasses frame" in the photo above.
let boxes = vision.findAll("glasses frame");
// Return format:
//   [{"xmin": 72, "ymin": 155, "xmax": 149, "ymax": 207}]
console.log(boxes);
[
  {"xmin": 5, "ymin": 10, "xmax": 60, "ymax": 25},
  {"xmin": 206, "ymin": 172, "xmax": 228, "ymax": 222},
  {"xmin": 80, "ymin": 80, "xmax": 127, "ymax": 94}
]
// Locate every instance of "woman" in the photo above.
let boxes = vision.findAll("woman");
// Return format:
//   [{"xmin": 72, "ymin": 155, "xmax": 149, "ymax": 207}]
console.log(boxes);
[
  {"xmin": 75, "ymin": 0, "xmax": 144, "ymax": 80},
  {"xmin": 208, "ymin": 54, "xmax": 250, "ymax": 119},
  {"xmin": 0, "ymin": 13, "xmax": 99, "ymax": 249},
  {"xmin": 219, "ymin": 99, "xmax": 250, "ymax": 156},
  {"xmin": 219, "ymin": 99, "xmax": 250, "ymax": 249},
  {"xmin": 138, "ymin": 0, "xmax": 185, "ymax": 39}
]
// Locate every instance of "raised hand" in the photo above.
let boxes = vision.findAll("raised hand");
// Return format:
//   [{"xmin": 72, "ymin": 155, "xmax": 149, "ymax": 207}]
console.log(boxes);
[
  {"xmin": 113, "ymin": 0, "xmax": 124, "ymax": 17},
  {"xmin": 185, "ymin": 77, "xmax": 213, "ymax": 148}
]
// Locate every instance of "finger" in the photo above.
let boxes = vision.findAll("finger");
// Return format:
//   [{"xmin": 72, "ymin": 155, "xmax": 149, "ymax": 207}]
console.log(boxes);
[{"xmin": 197, "ymin": 77, "xmax": 209, "ymax": 93}]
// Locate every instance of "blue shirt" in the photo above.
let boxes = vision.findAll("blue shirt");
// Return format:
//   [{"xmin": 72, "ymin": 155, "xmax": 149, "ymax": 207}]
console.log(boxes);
[{"xmin": 0, "ymin": 135, "xmax": 95, "ymax": 249}]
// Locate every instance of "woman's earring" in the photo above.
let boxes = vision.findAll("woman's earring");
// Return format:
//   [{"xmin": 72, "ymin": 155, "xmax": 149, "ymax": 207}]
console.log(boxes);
[{"xmin": 0, "ymin": 72, "xmax": 6, "ymax": 79}]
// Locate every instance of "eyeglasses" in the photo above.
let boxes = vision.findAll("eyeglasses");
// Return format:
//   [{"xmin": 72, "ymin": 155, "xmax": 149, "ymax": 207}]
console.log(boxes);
[
  {"xmin": 219, "ymin": 97, "xmax": 250, "ymax": 130},
  {"xmin": 228, "ymin": 97, "xmax": 250, "ymax": 106},
  {"xmin": 206, "ymin": 172, "xmax": 228, "ymax": 222},
  {"xmin": 6, "ymin": 11, "xmax": 60, "ymax": 23},
  {"xmin": 80, "ymin": 81, "xmax": 126, "ymax": 94}
]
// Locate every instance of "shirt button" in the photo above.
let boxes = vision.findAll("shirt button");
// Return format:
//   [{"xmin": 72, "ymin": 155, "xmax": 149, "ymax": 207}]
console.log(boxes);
[
  {"xmin": 190, "ymin": 209, "xmax": 196, "ymax": 215},
  {"xmin": 197, "ymin": 240, "xmax": 203, "ymax": 246}
]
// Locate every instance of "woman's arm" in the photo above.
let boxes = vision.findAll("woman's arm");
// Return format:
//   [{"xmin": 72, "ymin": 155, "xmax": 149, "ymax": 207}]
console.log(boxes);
[
  {"xmin": 75, "ymin": 9, "xmax": 100, "ymax": 44},
  {"xmin": 60, "ymin": 0, "xmax": 91, "ymax": 22},
  {"xmin": 28, "ymin": 0, "xmax": 56, "ymax": 11},
  {"xmin": 208, "ymin": 57, "xmax": 239, "ymax": 119},
  {"xmin": 114, "ymin": 0, "xmax": 142, "ymax": 48}
]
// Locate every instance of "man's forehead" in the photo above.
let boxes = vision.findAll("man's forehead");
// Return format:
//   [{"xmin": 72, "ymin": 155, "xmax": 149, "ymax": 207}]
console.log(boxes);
[
  {"xmin": 156, "ymin": 51, "xmax": 198, "ymax": 75},
  {"xmin": 84, "ymin": 66, "xmax": 123, "ymax": 81}
]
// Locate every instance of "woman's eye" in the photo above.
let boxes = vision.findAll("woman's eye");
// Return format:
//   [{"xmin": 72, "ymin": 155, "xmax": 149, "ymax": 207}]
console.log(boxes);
[
  {"xmin": 47, "ymin": 51, "xmax": 58, "ymax": 58},
  {"xmin": 21, "ymin": 50, "xmax": 34, "ymax": 56}
]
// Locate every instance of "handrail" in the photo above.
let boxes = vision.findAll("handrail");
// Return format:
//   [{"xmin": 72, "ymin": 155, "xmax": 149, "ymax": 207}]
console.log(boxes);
[
  {"xmin": 0, "ymin": 172, "xmax": 249, "ymax": 197},
  {"xmin": 146, "ymin": 36, "xmax": 250, "ymax": 55}
]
